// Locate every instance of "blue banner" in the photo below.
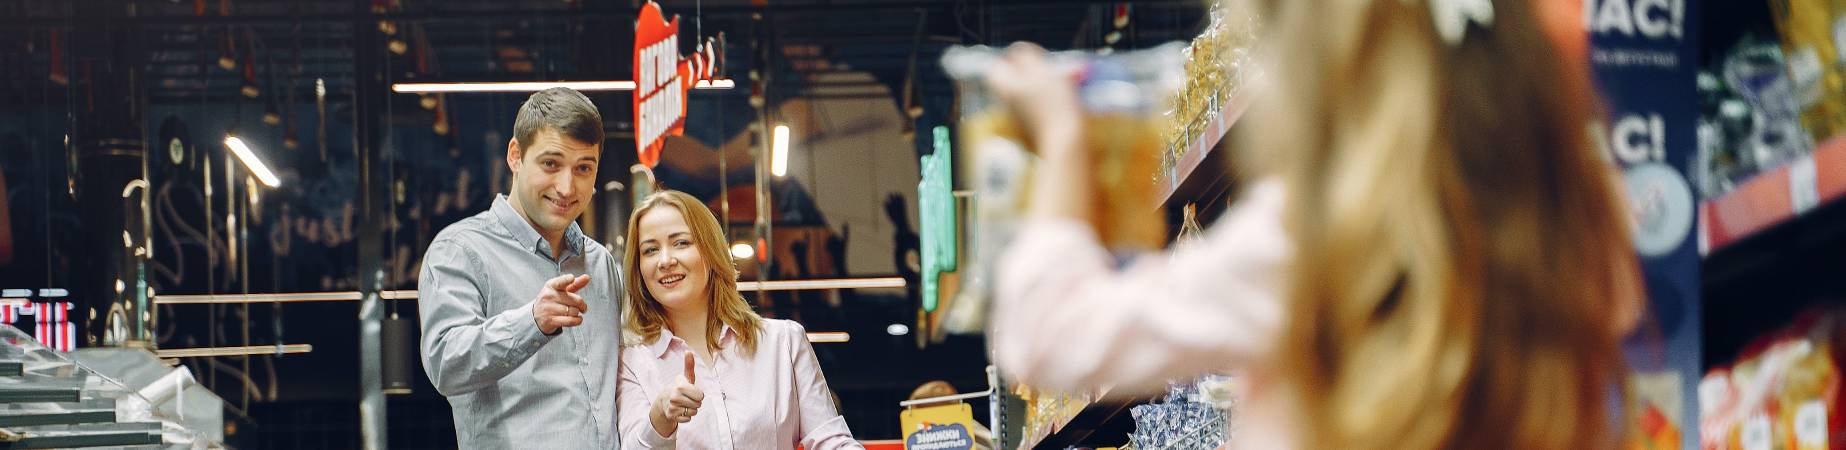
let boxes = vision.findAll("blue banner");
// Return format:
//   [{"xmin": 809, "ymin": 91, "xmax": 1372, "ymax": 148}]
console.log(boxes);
[{"xmin": 1586, "ymin": 0, "xmax": 1702, "ymax": 448}]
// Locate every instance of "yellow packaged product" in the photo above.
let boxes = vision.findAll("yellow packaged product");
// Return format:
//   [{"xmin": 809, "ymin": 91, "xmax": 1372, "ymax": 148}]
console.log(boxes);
[
  {"xmin": 1767, "ymin": 0, "xmax": 1846, "ymax": 141},
  {"xmin": 940, "ymin": 43, "xmax": 1184, "ymax": 333}
]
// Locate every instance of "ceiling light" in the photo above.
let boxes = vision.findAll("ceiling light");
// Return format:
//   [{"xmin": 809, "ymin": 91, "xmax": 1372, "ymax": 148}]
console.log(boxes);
[
  {"xmin": 886, "ymin": 324, "xmax": 910, "ymax": 336},
  {"xmin": 771, "ymin": 124, "xmax": 790, "ymax": 177},
  {"xmin": 223, "ymin": 136, "xmax": 281, "ymax": 187},
  {"xmin": 807, "ymin": 332, "xmax": 850, "ymax": 343},
  {"xmin": 730, "ymin": 242, "xmax": 756, "ymax": 260},
  {"xmin": 390, "ymin": 79, "xmax": 735, "ymax": 94},
  {"xmin": 735, "ymin": 277, "xmax": 907, "ymax": 291}
]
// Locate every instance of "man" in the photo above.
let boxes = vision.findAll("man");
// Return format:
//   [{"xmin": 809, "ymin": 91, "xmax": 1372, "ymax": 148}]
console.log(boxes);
[{"xmin": 419, "ymin": 87, "xmax": 620, "ymax": 449}]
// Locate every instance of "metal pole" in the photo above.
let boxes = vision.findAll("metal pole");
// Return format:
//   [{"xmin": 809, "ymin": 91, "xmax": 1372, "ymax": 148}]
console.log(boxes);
[
  {"xmin": 353, "ymin": 0, "xmax": 389, "ymax": 447},
  {"xmin": 754, "ymin": 5, "xmax": 774, "ymax": 305}
]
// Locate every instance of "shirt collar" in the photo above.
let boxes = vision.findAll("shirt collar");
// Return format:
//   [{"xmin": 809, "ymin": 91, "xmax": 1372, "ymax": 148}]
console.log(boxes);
[
  {"xmin": 649, "ymin": 323, "xmax": 740, "ymax": 359},
  {"xmin": 491, "ymin": 194, "xmax": 585, "ymax": 260}
]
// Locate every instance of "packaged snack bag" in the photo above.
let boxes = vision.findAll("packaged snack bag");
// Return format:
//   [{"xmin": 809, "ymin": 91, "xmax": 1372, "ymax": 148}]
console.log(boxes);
[
  {"xmin": 1767, "ymin": 0, "xmax": 1846, "ymax": 142},
  {"xmin": 1701, "ymin": 309, "xmax": 1846, "ymax": 450}
]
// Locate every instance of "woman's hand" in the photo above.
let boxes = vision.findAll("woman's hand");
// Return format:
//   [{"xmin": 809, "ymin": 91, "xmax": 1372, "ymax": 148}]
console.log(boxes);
[
  {"xmin": 985, "ymin": 42, "xmax": 1093, "ymax": 222},
  {"xmin": 984, "ymin": 42, "xmax": 1084, "ymax": 159},
  {"xmin": 649, "ymin": 353, "xmax": 704, "ymax": 438}
]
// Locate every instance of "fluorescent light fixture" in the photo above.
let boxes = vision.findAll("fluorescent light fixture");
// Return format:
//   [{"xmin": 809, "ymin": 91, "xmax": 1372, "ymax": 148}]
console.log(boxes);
[
  {"xmin": 806, "ymin": 332, "xmax": 850, "ymax": 343},
  {"xmin": 155, "ymin": 344, "xmax": 313, "ymax": 358},
  {"xmin": 737, "ymin": 277, "xmax": 906, "ymax": 292},
  {"xmin": 730, "ymin": 242, "xmax": 756, "ymax": 260},
  {"xmin": 772, "ymin": 124, "xmax": 791, "ymax": 177},
  {"xmin": 1, "ymin": 289, "xmax": 29, "ymax": 298},
  {"xmin": 391, "ymin": 79, "xmax": 735, "ymax": 94},
  {"xmin": 886, "ymin": 323, "xmax": 910, "ymax": 336},
  {"xmin": 223, "ymin": 136, "xmax": 281, "ymax": 187},
  {"xmin": 156, "ymin": 290, "xmax": 422, "ymax": 304}
]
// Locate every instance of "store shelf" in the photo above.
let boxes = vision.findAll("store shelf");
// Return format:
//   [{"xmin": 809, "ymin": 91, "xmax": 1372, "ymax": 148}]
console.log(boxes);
[
  {"xmin": 1017, "ymin": 394, "xmax": 1152, "ymax": 450},
  {"xmin": 1155, "ymin": 93, "xmax": 1254, "ymax": 208},
  {"xmin": 1702, "ymin": 135, "xmax": 1846, "ymax": 253},
  {"xmin": 0, "ymin": 411, "xmax": 116, "ymax": 428}
]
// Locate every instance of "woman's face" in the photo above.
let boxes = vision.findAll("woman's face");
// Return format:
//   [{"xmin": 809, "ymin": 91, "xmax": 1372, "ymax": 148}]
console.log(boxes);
[{"xmin": 636, "ymin": 206, "xmax": 712, "ymax": 316}]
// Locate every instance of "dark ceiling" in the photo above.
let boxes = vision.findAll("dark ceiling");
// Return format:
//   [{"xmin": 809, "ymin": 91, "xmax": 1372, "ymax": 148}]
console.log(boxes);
[{"xmin": 1, "ymin": 0, "xmax": 1212, "ymax": 115}]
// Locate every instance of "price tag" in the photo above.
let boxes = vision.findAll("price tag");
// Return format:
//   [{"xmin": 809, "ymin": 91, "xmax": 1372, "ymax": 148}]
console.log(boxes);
[
  {"xmin": 1791, "ymin": 156, "xmax": 1820, "ymax": 214},
  {"xmin": 1742, "ymin": 413, "xmax": 1772, "ymax": 450},
  {"xmin": 1795, "ymin": 400, "xmax": 1827, "ymax": 450}
]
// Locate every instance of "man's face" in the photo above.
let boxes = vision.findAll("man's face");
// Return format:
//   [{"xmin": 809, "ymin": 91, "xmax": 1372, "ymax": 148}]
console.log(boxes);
[{"xmin": 506, "ymin": 128, "xmax": 600, "ymax": 237}]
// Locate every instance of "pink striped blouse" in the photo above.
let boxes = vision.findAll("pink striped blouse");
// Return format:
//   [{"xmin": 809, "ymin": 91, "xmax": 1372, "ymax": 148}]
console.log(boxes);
[{"xmin": 619, "ymin": 319, "xmax": 864, "ymax": 450}]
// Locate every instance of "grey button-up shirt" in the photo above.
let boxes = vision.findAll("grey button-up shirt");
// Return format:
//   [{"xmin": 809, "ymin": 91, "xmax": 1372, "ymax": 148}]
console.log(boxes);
[{"xmin": 418, "ymin": 195, "xmax": 622, "ymax": 449}]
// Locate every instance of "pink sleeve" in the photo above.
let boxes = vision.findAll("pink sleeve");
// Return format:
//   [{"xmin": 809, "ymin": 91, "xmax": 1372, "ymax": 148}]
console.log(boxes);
[
  {"xmin": 991, "ymin": 180, "xmax": 1290, "ymax": 394},
  {"xmin": 788, "ymin": 322, "xmax": 865, "ymax": 450},
  {"xmin": 619, "ymin": 351, "xmax": 676, "ymax": 449}
]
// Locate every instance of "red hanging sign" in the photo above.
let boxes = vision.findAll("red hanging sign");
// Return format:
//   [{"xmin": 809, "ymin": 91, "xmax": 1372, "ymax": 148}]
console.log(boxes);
[{"xmin": 634, "ymin": 2, "xmax": 723, "ymax": 168}]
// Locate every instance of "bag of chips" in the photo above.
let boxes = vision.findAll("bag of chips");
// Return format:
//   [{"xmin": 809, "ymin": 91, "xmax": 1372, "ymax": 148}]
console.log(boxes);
[{"xmin": 1700, "ymin": 308, "xmax": 1846, "ymax": 450}]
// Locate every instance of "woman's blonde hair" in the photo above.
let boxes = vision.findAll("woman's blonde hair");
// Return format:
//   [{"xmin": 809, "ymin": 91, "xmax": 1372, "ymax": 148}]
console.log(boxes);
[
  {"xmin": 1241, "ymin": 0, "xmax": 1639, "ymax": 448},
  {"xmin": 623, "ymin": 190, "xmax": 764, "ymax": 354}
]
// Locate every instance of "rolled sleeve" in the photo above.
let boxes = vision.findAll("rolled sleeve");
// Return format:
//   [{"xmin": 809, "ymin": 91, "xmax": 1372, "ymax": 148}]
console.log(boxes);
[{"xmin": 418, "ymin": 238, "xmax": 557, "ymax": 396}]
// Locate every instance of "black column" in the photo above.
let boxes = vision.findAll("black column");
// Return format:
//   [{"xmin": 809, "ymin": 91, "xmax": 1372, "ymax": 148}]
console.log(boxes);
[
  {"xmin": 70, "ymin": 0, "xmax": 151, "ymax": 348},
  {"xmin": 352, "ymin": 0, "xmax": 389, "ymax": 447}
]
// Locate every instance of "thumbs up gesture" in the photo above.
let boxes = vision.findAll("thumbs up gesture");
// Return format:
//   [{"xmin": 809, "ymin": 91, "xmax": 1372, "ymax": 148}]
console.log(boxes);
[{"xmin": 650, "ymin": 353, "xmax": 706, "ymax": 437}]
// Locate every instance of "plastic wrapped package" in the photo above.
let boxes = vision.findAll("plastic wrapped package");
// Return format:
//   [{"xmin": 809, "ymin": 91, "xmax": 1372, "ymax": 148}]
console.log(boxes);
[
  {"xmin": 1699, "ymin": 309, "xmax": 1845, "ymax": 450},
  {"xmin": 1695, "ymin": 37, "xmax": 1816, "ymax": 200},
  {"xmin": 1127, "ymin": 376, "xmax": 1237, "ymax": 450},
  {"xmin": 1166, "ymin": 2, "xmax": 1260, "ymax": 169},
  {"xmin": 939, "ymin": 43, "xmax": 1185, "ymax": 334},
  {"xmin": 1766, "ymin": 0, "xmax": 1846, "ymax": 142}
]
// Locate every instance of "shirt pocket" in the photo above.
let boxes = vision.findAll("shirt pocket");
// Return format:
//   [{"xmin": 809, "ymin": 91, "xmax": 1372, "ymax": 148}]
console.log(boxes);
[{"xmin": 480, "ymin": 264, "xmax": 537, "ymax": 318}]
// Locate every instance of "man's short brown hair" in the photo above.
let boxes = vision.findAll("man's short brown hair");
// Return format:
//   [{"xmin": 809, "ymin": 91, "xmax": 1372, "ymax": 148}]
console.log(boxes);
[{"xmin": 513, "ymin": 87, "xmax": 604, "ymax": 151}]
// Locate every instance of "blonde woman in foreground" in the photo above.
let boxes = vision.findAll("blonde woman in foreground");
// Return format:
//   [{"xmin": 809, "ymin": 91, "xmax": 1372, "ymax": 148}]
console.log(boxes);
[{"xmin": 986, "ymin": 0, "xmax": 1644, "ymax": 449}]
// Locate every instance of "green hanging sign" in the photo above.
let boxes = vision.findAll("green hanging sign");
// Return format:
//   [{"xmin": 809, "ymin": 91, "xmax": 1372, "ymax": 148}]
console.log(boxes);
[{"xmin": 919, "ymin": 126, "xmax": 957, "ymax": 312}]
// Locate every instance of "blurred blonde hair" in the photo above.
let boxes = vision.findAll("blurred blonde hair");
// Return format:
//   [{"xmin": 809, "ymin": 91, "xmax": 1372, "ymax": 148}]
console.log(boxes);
[
  {"xmin": 623, "ymin": 190, "xmax": 764, "ymax": 354},
  {"xmin": 908, "ymin": 380, "xmax": 959, "ymax": 401},
  {"xmin": 1238, "ymin": 0, "xmax": 1639, "ymax": 448}
]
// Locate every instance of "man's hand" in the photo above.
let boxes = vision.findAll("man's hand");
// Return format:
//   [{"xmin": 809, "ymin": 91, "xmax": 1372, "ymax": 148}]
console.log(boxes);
[
  {"xmin": 651, "ymin": 353, "xmax": 705, "ymax": 437},
  {"xmin": 533, "ymin": 274, "xmax": 591, "ymax": 335}
]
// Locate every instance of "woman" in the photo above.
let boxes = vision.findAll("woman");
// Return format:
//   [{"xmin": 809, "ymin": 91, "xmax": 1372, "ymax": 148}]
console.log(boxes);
[
  {"xmin": 986, "ymin": 0, "xmax": 1642, "ymax": 449},
  {"xmin": 617, "ymin": 190, "xmax": 863, "ymax": 449}
]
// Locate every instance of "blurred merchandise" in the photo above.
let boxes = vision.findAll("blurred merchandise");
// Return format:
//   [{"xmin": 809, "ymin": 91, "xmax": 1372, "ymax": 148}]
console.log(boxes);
[
  {"xmin": 1696, "ymin": 37, "xmax": 1814, "ymax": 199},
  {"xmin": 1629, "ymin": 371, "xmax": 1687, "ymax": 450},
  {"xmin": 1126, "ymin": 375, "xmax": 1237, "ymax": 450},
  {"xmin": 0, "ymin": 325, "xmax": 224, "ymax": 448},
  {"xmin": 1013, "ymin": 384, "xmax": 1096, "ymax": 447},
  {"xmin": 1162, "ymin": 2, "xmax": 1260, "ymax": 180},
  {"xmin": 1766, "ymin": 0, "xmax": 1846, "ymax": 144},
  {"xmin": 1699, "ymin": 308, "xmax": 1845, "ymax": 450}
]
